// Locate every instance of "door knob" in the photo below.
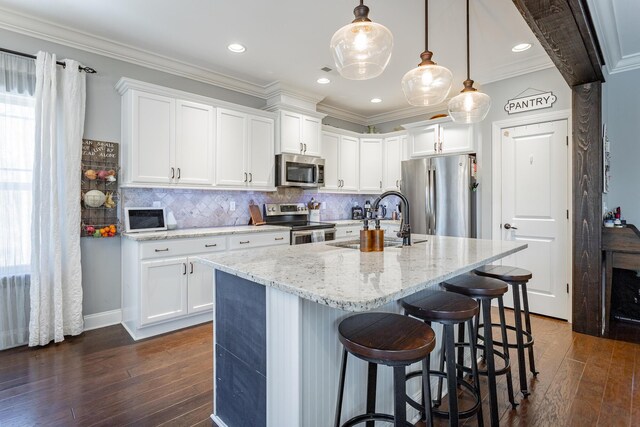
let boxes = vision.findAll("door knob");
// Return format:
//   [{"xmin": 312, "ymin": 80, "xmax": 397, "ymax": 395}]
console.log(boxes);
[{"xmin": 504, "ymin": 223, "xmax": 518, "ymax": 230}]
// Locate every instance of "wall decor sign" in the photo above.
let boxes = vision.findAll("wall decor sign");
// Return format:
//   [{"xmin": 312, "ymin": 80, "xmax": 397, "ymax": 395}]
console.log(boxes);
[{"xmin": 504, "ymin": 91, "xmax": 557, "ymax": 114}]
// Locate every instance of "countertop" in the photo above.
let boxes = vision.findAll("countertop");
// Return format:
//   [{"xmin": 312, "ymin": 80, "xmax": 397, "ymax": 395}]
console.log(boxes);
[
  {"xmin": 332, "ymin": 219, "xmax": 401, "ymax": 226},
  {"xmin": 122, "ymin": 224, "xmax": 290, "ymax": 241},
  {"xmin": 194, "ymin": 235, "xmax": 527, "ymax": 312}
]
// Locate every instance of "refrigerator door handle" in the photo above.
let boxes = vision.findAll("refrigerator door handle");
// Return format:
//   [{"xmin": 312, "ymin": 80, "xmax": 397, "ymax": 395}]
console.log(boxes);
[{"xmin": 429, "ymin": 164, "xmax": 436, "ymax": 235}]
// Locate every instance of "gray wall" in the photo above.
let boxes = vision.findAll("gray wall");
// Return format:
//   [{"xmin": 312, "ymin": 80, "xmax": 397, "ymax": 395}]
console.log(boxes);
[
  {"xmin": 374, "ymin": 67, "xmax": 572, "ymax": 239},
  {"xmin": 602, "ymin": 68, "xmax": 640, "ymax": 225},
  {"xmin": 322, "ymin": 116, "xmax": 367, "ymax": 133}
]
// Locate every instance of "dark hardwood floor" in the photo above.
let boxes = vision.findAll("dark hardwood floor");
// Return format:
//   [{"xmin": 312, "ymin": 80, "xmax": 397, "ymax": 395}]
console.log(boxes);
[{"xmin": 1, "ymin": 309, "xmax": 639, "ymax": 426}]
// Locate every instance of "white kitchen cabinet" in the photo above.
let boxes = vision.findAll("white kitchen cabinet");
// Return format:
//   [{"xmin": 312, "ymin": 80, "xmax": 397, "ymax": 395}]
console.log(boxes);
[
  {"xmin": 321, "ymin": 131, "xmax": 360, "ymax": 192},
  {"xmin": 406, "ymin": 117, "xmax": 474, "ymax": 157},
  {"xmin": 359, "ymin": 138, "xmax": 383, "ymax": 193},
  {"xmin": 140, "ymin": 257, "xmax": 189, "ymax": 325},
  {"xmin": 187, "ymin": 257, "xmax": 214, "ymax": 314},
  {"xmin": 278, "ymin": 110, "xmax": 321, "ymax": 157},
  {"xmin": 216, "ymin": 108, "xmax": 275, "ymax": 189},
  {"xmin": 123, "ymin": 90, "xmax": 215, "ymax": 186},
  {"xmin": 383, "ymin": 136, "xmax": 403, "ymax": 191},
  {"xmin": 335, "ymin": 224, "xmax": 362, "ymax": 240}
]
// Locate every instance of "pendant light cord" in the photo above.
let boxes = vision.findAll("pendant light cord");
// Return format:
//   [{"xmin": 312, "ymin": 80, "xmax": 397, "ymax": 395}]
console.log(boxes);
[
  {"xmin": 425, "ymin": 0, "xmax": 429, "ymax": 51},
  {"xmin": 466, "ymin": 0, "xmax": 470, "ymax": 80}
]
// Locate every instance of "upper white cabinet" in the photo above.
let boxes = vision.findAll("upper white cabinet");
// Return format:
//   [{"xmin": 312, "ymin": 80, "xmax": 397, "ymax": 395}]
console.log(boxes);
[
  {"xmin": 123, "ymin": 90, "xmax": 214, "ymax": 186},
  {"xmin": 216, "ymin": 108, "xmax": 275, "ymax": 189},
  {"xmin": 383, "ymin": 136, "xmax": 403, "ymax": 191},
  {"xmin": 405, "ymin": 117, "xmax": 474, "ymax": 157},
  {"xmin": 278, "ymin": 110, "xmax": 322, "ymax": 157},
  {"xmin": 321, "ymin": 131, "xmax": 359, "ymax": 192},
  {"xmin": 359, "ymin": 137, "xmax": 383, "ymax": 193}
]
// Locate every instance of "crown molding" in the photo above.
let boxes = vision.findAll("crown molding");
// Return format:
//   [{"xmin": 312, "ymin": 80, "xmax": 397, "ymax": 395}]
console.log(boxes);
[{"xmin": 316, "ymin": 104, "xmax": 369, "ymax": 126}]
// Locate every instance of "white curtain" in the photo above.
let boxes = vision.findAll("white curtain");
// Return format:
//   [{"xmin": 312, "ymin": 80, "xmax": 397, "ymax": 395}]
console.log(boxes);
[
  {"xmin": 0, "ymin": 52, "xmax": 36, "ymax": 350},
  {"xmin": 29, "ymin": 52, "xmax": 86, "ymax": 346}
]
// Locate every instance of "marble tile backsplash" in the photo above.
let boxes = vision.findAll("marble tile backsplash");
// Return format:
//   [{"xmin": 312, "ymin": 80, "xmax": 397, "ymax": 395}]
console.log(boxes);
[{"xmin": 121, "ymin": 187, "xmax": 398, "ymax": 229}]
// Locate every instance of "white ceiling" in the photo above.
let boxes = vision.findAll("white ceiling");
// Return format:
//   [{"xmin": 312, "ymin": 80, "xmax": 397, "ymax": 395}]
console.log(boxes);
[
  {"xmin": 586, "ymin": 0, "xmax": 640, "ymax": 75},
  {"xmin": 0, "ymin": 0, "xmax": 553, "ymax": 124}
]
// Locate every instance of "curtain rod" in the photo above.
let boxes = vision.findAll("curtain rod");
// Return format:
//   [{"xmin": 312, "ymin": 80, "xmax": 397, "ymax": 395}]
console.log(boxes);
[{"xmin": 0, "ymin": 47, "xmax": 97, "ymax": 74}]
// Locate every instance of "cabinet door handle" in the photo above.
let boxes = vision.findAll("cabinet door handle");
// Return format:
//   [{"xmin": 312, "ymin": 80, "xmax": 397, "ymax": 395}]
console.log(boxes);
[
  {"xmin": 239, "ymin": 240, "xmax": 250, "ymax": 244},
  {"xmin": 274, "ymin": 237, "xmax": 284, "ymax": 241},
  {"xmin": 190, "ymin": 262, "xmax": 194, "ymax": 274},
  {"xmin": 170, "ymin": 167, "xmax": 175, "ymax": 179},
  {"xmin": 205, "ymin": 243, "xmax": 217, "ymax": 248},
  {"xmin": 249, "ymin": 172, "xmax": 253, "ymax": 182},
  {"xmin": 183, "ymin": 263, "xmax": 187, "ymax": 275},
  {"xmin": 244, "ymin": 172, "xmax": 248, "ymax": 182},
  {"xmin": 380, "ymin": 180, "xmax": 382, "ymax": 189},
  {"xmin": 346, "ymin": 230, "xmax": 353, "ymax": 234},
  {"xmin": 300, "ymin": 143, "xmax": 303, "ymax": 153},
  {"xmin": 177, "ymin": 168, "xmax": 181, "ymax": 179},
  {"xmin": 304, "ymin": 143, "xmax": 307, "ymax": 153},
  {"xmin": 395, "ymin": 179, "xmax": 399, "ymax": 188},
  {"xmin": 155, "ymin": 248, "xmax": 169, "ymax": 252},
  {"xmin": 434, "ymin": 142, "xmax": 438, "ymax": 152}
]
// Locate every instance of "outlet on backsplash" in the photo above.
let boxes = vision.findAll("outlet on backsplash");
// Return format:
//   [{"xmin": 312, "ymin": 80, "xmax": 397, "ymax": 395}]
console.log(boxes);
[{"xmin": 229, "ymin": 201, "xmax": 236, "ymax": 211}]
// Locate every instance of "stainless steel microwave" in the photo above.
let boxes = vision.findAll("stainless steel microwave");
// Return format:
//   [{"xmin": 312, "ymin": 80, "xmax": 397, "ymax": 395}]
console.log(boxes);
[{"xmin": 275, "ymin": 154, "xmax": 325, "ymax": 188}]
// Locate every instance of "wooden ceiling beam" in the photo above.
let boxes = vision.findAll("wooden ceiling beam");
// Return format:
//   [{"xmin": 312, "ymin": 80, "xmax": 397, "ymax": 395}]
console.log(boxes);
[{"xmin": 512, "ymin": 0, "xmax": 605, "ymax": 86}]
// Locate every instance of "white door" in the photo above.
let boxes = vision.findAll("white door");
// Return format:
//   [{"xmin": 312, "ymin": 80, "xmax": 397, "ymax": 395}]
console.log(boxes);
[
  {"xmin": 131, "ymin": 91, "xmax": 175, "ymax": 183},
  {"xmin": 498, "ymin": 120, "xmax": 569, "ymax": 319},
  {"xmin": 321, "ymin": 132, "xmax": 340, "ymax": 191},
  {"xmin": 216, "ymin": 108, "xmax": 247, "ymax": 187},
  {"xmin": 383, "ymin": 136, "xmax": 402, "ymax": 191},
  {"xmin": 280, "ymin": 111, "xmax": 303, "ymax": 154},
  {"xmin": 247, "ymin": 115, "xmax": 275, "ymax": 188},
  {"xmin": 301, "ymin": 115, "xmax": 321, "ymax": 156},
  {"xmin": 175, "ymin": 100, "xmax": 214, "ymax": 185},
  {"xmin": 140, "ymin": 257, "xmax": 188, "ymax": 325},
  {"xmin": 359, "ymin": 138, "xmax": 383, "ymax": 193},
  {"xmin": 410, "ymin": 124, "xmax": 438, "ymax": 157},
  {"xmin": 340, "ymin": 136, "xmax": 360, "ymax": 191},
  {"xmin": 187, "ymin": 257, "xmax": 214, "ymax": 314},
  {"xmin": 440, "ymin": 121, "xmax": 473, "ymax": 153}
]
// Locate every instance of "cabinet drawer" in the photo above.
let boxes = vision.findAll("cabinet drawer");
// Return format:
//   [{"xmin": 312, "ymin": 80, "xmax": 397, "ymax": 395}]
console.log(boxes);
[
  {"xmin": 335, "ymin": 225, "xmax": 361, "ymax": 240},
  {"xmin": 140, "ymin": 236, "xmax": 227, "ymax": 259},
  {"xmin": 228, "ymin": 231, "xmax": 289, "ymax": 250}
]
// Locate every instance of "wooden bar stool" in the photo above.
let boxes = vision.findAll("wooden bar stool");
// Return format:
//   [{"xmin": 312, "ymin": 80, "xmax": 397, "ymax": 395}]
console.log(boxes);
[
  {"xmin": 335, "ymin": 312, "xmax": 436, "ymax": 427},
  {"xmin": 401, "ymin": 291, "xmax": 483, "ymax": 427},
  {"xmin": 474, "ymin": 265, "xmax": 538, "ymax": 397},
  {"xmin": 442, "ymin": 274, "xmax": 517, "ymax": 426}
]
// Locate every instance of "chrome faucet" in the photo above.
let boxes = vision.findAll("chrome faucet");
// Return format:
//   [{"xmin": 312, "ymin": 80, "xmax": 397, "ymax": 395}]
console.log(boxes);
[{"xmin": 372, "ymin": 191, "xmax": 411, "ymax": 246}]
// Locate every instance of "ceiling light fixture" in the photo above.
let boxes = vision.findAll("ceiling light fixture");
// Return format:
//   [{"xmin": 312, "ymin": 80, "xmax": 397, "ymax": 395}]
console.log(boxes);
[
  {"xmin": 227, "ymin": 43, "xmax": 246, "ymax": 53},
  {"xmin": 330, "ymin": 0, "xmax": 393, "ymax": 80},
  {"xmin": 401, "ymin": 0, "xmax": 453, "ymax": 106},
  {"xmin": 448, "ymin": 0, "xmax": 491, "ymax": 123},
  {"xmin": 512, "ymin": 43, "xmax": 532, "ymax": 52},
  {"xmin": 317, "ymin": 77, "xmax": 331, "ymax": 84},
  {"xmin": 370, "ymin": 97, "xmax": 382, "ymax": 103}
]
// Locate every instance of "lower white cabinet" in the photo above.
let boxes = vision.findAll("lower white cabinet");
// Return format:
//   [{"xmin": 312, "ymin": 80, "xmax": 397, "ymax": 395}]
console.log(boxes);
[
  {"xmin": 335, "ymin": 224, "xmax": 362, "ymax": 240},
  {"xmin": 122, "ymin": 230, "xmax": 288, "ymax": 340}
]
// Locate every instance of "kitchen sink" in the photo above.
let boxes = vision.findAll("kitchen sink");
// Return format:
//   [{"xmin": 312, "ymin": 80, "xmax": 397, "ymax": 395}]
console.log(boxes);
[{"xmin": 327, "ymin": 238, "xmax": 427, "ymax": 250}]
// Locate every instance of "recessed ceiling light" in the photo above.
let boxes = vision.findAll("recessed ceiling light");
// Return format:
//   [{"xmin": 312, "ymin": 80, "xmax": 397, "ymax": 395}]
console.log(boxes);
[
  {"xmin": 512, "ymin": 43, "xmax": 532, "ymax": 53},
  {"xmin": 227, "ymin": 43, "xmax": 246, "ymax": 53},
  {"xmin": 317, "ymin": 77, "xmax": 331, "ymax": 85},
  {"xmin": 370, "ymin": 98, "xmax": 382, "ymax": 103}
]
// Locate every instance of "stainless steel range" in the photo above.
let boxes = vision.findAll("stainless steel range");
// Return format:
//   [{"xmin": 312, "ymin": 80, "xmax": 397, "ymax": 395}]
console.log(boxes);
[{"xmin": 263, "ymin": 203, "xmax": 336, "ymax": 245}]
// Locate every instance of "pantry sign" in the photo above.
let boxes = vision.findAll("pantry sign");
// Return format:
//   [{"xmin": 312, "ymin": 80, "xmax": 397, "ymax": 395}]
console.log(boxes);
[{"xmin": 504, "ymin": 91, "xmax": 557, "ymax": 114}]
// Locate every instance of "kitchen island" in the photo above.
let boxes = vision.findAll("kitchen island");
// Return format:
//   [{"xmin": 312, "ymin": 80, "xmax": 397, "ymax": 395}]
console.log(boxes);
[{"xmin": 194, "ymin": 235, "xmax": 527, "ymax": 427}]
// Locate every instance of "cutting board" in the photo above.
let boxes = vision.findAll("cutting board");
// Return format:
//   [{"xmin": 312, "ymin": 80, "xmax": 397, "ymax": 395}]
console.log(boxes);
[{"xmin": 248, "ymin": 204, "xmax": 266, "ymax": 226}]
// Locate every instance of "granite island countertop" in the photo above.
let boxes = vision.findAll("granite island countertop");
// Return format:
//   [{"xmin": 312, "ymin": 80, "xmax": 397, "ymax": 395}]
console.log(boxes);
[
  {"xmin": 122, "ymin": 224, "xmax": 290, "ymax": 241},
  {"xmin": 194, "ymin": 235, "xmax": 527, "ymax": 311}
]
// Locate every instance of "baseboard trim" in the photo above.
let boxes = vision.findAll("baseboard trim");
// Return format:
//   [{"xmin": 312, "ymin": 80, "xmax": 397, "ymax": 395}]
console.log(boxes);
[{"xmin": 84, "ymin": 309, "xmax": 122, "ymax": 331}]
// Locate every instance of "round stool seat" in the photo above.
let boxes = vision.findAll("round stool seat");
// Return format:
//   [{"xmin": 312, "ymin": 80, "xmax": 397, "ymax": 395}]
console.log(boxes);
[
  {"xmin": 338, "ymin": 312, "xmax": 436, "ymax": 364},
  {"xmin": 401, "ymin": 291, "xmax": 479, "ymax": 322},
  {"xmin": 442, "ymin": 273, "xmax": 508, "ymax": 297},
  {"xmin": 474, "ymin": 265, "xmax": 532, "ymax": 282}
]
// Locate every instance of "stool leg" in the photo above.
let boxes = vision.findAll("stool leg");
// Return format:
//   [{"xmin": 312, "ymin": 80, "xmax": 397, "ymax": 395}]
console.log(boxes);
[
  {"xmin": 435, "ymin": 326, "xmax": 447, "ymax": 407},
  {"xmin": 474, "ymin": 309, "xmax": 483, "ymax": 362},
  {"xmin": 481, "ymin": 298, "xmax": 500, "ymax": 426},
  {"xmin": 393, "ymin": 366, "xmax": 407, "ymax": 427},
  {"xmin": 423, "ymin": 356, "xmax": 433, "ymax": 427},
  {"xmin": 366, "ymin": 362, "xmax": 378, "ymax": 427},
  {"xmin": 467, "ymin": 318, "xmax": 484, "ymax": 427},
  {"xmin": 444, "ymin": 323, "xmax": 459, "ymax": 427},
  {"xmin": 510, "ymin": 283, "xmax": 529, "ymax": 397},
  {"xmin": 521, "ymin": 282, "xmax": 539, "ymax": 376},
  {"xmin": 498, "ymin": 297, "xmax": 518, "ymax": 409},
  {"xmin": 334, "ymin": 349, "xmax": 348, "ymax": 427},
  {"xmin": 457, "ymin": 322, "xmax": 465, "ymax": 382}
]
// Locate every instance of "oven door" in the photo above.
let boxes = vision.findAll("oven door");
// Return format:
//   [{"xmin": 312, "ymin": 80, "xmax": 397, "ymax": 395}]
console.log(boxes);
[
  {"xmin": 291, "ymin": 228, "xmax": 336, "ymax": 245},
  {"xmin": 276, "ymin": 154, "xmax": 325, "ymax": 188}
]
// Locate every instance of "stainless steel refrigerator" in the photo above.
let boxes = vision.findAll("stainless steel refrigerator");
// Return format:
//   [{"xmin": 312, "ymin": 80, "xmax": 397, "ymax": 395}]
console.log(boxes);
[{"xmin": 401, "ymin": 154, "xmax": 477, "ymax": 238}]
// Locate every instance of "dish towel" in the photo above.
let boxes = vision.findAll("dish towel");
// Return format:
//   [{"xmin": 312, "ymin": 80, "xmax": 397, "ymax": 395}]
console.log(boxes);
[{"xmin": 311, "ymin": 230, "xmax": 325, "ymax": 243}]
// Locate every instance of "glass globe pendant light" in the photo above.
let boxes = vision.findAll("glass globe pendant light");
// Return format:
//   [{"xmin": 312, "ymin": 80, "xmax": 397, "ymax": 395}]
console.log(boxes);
[
  {"xmin": 330, "ymin": 0, "xmax": 393, "ymax": 80},
  {"xmin": 448, "ymin": 0, "xmax": 491, "ymax": 123},
  {"xmin": 401, "ymin": 0, "xmax": 453, "ymax": 106}
]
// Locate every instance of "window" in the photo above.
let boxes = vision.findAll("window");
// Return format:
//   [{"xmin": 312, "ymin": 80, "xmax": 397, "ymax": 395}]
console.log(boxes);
[{"xmin": 0, "ymin": 92, "xmax": 35, "ymax": 275}]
